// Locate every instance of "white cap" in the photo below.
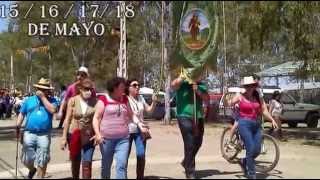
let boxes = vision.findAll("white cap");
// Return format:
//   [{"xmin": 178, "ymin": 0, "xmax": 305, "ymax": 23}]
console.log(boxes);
[
  {"xmin": 77, "ymin": 66, "xmax": 89, "ymax": 76},
  {"xmin": 241, "ymin": 76, "xmax": 257, "ymax": 86}
]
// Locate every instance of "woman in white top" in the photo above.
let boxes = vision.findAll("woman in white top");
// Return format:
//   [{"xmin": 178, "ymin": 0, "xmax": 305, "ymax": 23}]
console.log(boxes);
[
  {"xmin": 125, "ymin": 79, "xmax": 157, "ymax": 179},
  {"xmin": 269, "ymin": 91, "xmax": 284, "ymax": 140}
]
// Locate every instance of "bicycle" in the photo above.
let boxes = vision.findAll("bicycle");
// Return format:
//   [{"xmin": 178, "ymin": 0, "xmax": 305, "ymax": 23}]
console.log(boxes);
[{"xmin": 220, "ymin": 119, "xmax": 280, "ymax": 173}]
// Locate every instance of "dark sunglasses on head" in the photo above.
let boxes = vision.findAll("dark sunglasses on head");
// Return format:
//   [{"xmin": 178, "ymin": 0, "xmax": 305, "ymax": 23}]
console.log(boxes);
[{"xmin": 131, "ymin": 83, "xmax": 140, "ymax": 88}]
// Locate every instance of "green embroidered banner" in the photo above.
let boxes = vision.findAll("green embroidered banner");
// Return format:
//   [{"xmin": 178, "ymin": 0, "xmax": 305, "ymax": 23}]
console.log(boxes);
[{"xmin": 171, "ymin": 1, "xmax": 219, "ymax": 83}]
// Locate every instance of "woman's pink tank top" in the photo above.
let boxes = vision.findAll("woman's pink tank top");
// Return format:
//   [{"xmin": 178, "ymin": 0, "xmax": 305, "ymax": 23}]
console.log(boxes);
[
  {"xmin": 99, "ymin": 94, "xmax": 130, "ymax": 139},
  {"xmin": 238, "ymin": 95, "xmax": 261, "ymax": 120}
]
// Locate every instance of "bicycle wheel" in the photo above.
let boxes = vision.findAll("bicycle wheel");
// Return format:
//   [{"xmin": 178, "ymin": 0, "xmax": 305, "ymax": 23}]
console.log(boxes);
[
  {"xmin": 255, "ymin": 133, "xmax": 280, "ymax": 173},
  {"xmin": 220, "ymin": 127, "xmax": 241, "ymax": 162}
]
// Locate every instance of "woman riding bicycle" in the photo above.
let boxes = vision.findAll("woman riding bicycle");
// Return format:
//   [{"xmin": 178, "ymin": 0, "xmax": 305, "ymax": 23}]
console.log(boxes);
[{"xmin": 224, "ymin": 76, "xmax": 278, "ymax": 179}]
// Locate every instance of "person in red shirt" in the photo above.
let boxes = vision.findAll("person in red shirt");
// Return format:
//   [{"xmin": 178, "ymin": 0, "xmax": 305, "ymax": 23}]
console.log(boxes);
[{"xmin": 56, "ymin": 66, "xmax": 96, "ymax": 128}]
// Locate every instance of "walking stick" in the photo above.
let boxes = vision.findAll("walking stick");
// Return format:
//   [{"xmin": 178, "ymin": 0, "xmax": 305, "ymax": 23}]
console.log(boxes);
[{"xmin": 193, "ymin": 89, "xmax": 199, "ymax": 136}]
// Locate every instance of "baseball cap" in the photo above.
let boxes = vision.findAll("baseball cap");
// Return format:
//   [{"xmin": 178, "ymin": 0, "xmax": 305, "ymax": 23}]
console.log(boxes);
[{"xmin": 77, "ymin": 66, "xmax": 89, "ymax": 76}]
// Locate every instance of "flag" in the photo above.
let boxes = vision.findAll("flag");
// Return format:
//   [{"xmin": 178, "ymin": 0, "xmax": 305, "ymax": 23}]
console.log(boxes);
[{"xmin": 171, "ymin": 1, "xmax": 219, "ymax": 83}]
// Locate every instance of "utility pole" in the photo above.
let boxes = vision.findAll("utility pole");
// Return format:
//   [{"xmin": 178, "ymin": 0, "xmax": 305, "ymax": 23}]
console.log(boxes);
[{"xmin": 117, "ymin": 1, "xmax": 128, "ymax": 79}]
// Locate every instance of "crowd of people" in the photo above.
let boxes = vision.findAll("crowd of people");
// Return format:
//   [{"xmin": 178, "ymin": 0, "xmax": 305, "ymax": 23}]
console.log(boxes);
[
  {"xmin": 0, "ymin": 89, "xmax": 27, "ymax": 120},
  {"xmin": 14, "ymin": 65, "xmax": 282, "ymax": 179}
]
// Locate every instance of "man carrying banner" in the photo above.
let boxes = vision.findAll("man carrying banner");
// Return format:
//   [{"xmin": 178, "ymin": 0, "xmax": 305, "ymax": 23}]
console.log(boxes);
[
  {"xmin": 169, "ymin": 2, "xmax": 218, "ymax": 178},
  {"xmin": 171, "ymin": 74, "xmax": 209, "ymax": 179}
]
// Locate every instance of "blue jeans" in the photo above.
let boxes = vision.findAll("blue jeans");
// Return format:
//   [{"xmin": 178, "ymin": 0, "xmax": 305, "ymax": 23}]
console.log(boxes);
[
  {"xmin": 129, "ymin": 131, "xmax": 146, "ymax": 159},
  {"xmin": 177, "ymin": 117, "xmax": 204, "ymax": 175},
  {"xmin": 67, "ymin": 134, "xmax": 95, "ymax": 162},
  {"xmin": 238, "ymin": 118, "xmax": 262, "ymax": 178},
  {"xmin": 100, "ymin": 137, "xmax": 130, "ymax": 179},
  {"xmin": 21, "ymin": 131, "xmax": 51, "ymax": 168},
  {"xmin": 128, "ymin": 131, "xmax": 146, "ymax": 179}
]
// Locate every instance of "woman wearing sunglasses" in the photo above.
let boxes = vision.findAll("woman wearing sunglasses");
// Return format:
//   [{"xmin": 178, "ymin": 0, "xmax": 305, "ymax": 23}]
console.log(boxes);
[
  {"xmin": 224, "ymin": 76, "xmax": 278, "ymax": 179},
  {"xmin": 125, "ymin": 79, "xmax": 157, "ymax": 179},
  {"xmin": 60, "ymin": 78, "xmax": 97, "ymax": 179}
]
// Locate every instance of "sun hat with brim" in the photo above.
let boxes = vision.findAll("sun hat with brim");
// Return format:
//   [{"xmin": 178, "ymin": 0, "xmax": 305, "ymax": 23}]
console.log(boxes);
[
  {"xmin": 241, "ymin": 76, "xmax": 258, "ymax": 86},
  {"xmin": 33, "ymin": 78, "xmax": 54, "ymax": 90}
]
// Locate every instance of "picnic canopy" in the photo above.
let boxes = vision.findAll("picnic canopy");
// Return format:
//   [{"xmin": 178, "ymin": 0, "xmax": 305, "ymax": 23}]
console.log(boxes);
[
  {"xmin": 256, "ymin": 61, "xmax": 320, "ymax": 90},
  {"xmin": 256, "ymin": 61, "xmax": 304, "ymax": 77}
]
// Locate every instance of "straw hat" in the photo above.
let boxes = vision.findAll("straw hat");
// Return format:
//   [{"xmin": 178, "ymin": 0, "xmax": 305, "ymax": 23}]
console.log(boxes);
[
  {"xmin": 241, "ymin": 76, "xmax": 258, "ymax": 86},
  {"xmin": 33, "ymin": 78, "xmax": 54, "ymax": 90}
]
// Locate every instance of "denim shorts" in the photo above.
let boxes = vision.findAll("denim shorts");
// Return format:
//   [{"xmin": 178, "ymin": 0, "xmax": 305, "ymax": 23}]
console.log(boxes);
[{"xmin": 21, "ymin": 131, "xmax": 51, "ymax": 168}]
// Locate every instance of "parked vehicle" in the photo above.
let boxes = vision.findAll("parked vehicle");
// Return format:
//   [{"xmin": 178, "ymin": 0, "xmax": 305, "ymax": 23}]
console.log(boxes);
[
  {"xmin": 141, "ymin": 91, "xmax": 176, "ymax": 120},
  {"xmin": 207, "ymin": 92, "xmax": 223, "ymax": 121},
  {"xmin": 219, "ymin": 87, "xmax": 320, "ymax": 128}
]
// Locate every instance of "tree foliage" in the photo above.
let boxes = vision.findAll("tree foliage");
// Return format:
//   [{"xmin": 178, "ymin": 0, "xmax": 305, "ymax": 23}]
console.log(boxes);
[{"xmin": 0, "ymin": 1, "xmax": 320, "ymax": 94}]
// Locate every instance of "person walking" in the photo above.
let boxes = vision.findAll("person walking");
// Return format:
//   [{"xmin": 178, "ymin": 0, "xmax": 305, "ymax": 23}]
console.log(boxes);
[
  {"xmin": 126, "ymin": 79, "xmax": 157, "ymax": 179},
  {"xmin": 16, "ymin": 78, "xmax": 58, "ymax": 179},
  {"xmin": 224, "ymin": 76, "xmax": 278, "ymax": 179},
  {"xmin": 92, "ymin": 77, "xmax": 133, "ymax": 179},
  {"xmin": 171, "ymin": 74, "xmax": 209, "ymax": 179},
  {"xmin": 60, "ymin": 78, "xmax": 97, "ymax": 179},
  {"xmin": 58, "ymin": 85, "xmax": 67, "ymax": 109},
  {"xmin": 0, "ymin": 91, "xmax": 5, "ymax": 119},
  {"xmin": 56, "ymin": 66, "xmax": 95, "ymax": 129},
  {"xmin": 269, "ymin": 91, "xmax": 285, "ymax": 140}
]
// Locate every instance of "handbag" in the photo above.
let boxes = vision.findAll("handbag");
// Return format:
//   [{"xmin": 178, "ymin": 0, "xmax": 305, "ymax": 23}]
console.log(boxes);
[
  {"xmin": 142, "ymin": 129, "xmax": 152, "ymax": 141},
  {"xmin": 69, "ymin": 128, "xmax": 82, "ymax": 160}
]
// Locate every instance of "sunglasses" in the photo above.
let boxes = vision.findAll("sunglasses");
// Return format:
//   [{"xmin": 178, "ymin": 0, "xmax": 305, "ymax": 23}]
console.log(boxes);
[
  {"xmin": 246, "ymin": 84, "xmax": 258, "ymax": 88},
  {"xmin": 77, "ymin": 73, "xmax": 87, "ymax": 77},
  {"xmin": 130, "ymin": 83, "xmax": 140, "ymax": 88},
  {"xmin": 82, "ymin": 87, "xmax": 92, "ymax": 91}
]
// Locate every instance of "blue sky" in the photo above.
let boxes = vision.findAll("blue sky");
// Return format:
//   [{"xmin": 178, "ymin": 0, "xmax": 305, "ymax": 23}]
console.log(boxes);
[{"xmin": 0, "ymin": 1, "xmax": 11, "ymax": 32}]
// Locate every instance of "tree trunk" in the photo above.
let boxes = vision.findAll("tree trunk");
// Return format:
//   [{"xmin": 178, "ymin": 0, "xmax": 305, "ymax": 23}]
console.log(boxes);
[
  {"xmin": 10, "ymin": 52, "xmax": 14, "ymax": 92},
  {"xmin": 48, "ymin": 46, "xmax": 53, "ymax": 82},
  {"xmin": 70, "ymin": 45, "xmax": 80, "ymax": 67},
  {"xmin": 164, "ymin": 48, "xmax": 171, "ymax": 125},
  {"xmin": 222, "ymin": 1, "xmax": 227, "ymax": 93},
  {"xmin": 162, "ymin": 1, "xmax": 171, "ymax": 125},
  {"xmin": 236, "ymin": 2, "xmax": 241, "ymax": 86},
  {"xmin": 299, "ymin": 78, "xmax": 304, "ymax": 103}
]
